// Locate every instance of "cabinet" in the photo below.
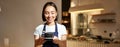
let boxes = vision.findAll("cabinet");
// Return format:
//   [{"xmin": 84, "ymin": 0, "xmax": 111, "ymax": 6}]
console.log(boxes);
[
  {"xmin": 90, "ymin": 12, "xmax": 116, "ymax": 24},
  {"xmin": 62, "ymin": 0, "xmax": 71, "ymax": 34},
  {"xmin": 62, "ymin": 12, "xmax": 71, "ymax": 34}
]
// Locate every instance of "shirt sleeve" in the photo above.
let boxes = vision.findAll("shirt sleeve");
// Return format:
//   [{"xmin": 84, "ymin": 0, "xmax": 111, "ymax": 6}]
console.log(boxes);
[
  {"xmin": 34, "ymin": 29, "xmax": 39, "ymax": 36},
  {"xmin": 61, "ymin": 25, "xmax": 67, "ymax": 35},
  {"xmin": 33, "ymin": 25, "xmax": 43, "ymax": 36}
]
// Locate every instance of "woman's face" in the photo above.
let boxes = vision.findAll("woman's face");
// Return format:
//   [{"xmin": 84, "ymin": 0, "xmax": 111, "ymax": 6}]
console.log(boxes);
[{"xmin": 44, "ymin": 6, "xmax": 57, "ymax": 23}]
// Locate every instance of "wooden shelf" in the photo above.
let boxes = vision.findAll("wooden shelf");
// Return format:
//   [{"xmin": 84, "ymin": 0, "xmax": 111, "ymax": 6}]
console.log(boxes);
[
  {"xmin": 92, "ymin": 12, "xmax": 116, "ymax": 16},
  {"xmin": 90, "ymin": 21, "xmax": 116, "ymax": 24},
  {"xmin": 90, "ymin": 12, "xmax": 116, "ymax": 24}
]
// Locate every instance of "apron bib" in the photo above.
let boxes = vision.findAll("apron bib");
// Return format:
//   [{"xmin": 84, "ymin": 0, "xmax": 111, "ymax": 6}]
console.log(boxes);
[{"xmin": 42, "ymin": 22, "xmax": 59, "ymax": 47}]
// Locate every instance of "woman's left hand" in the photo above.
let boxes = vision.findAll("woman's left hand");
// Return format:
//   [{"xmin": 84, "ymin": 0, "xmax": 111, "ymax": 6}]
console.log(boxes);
[{"xmin": 53, "ymin": 36, "xmax": 60, "ymax": 44}]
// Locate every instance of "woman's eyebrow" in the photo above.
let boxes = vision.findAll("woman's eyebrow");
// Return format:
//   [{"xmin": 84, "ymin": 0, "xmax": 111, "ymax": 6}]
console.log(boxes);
[{"xmin": 51, "ymin": 11, "xmax": 56, "ymax": 13}]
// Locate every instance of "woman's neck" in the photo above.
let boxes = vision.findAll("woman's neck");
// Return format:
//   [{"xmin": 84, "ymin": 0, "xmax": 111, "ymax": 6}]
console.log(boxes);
[{"xmin": 46, "ymin": 22, "xmax": 55, "ymax": 26}]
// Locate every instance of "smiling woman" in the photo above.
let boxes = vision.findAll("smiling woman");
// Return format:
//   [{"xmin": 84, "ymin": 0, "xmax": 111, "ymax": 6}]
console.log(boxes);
[{"xmin": 34, "ymin": 2, "xmax": 67, "ymax": 47}]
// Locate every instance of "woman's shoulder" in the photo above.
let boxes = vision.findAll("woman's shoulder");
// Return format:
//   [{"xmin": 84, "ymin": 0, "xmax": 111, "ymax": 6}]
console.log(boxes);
[{"xmin": 57, "ymin": 23, "xmax": 66, "ymax": 28}]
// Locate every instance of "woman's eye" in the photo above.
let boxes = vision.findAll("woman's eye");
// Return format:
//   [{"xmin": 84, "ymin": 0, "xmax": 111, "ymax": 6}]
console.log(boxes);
[
  {"xmin": 51, "ymin": 11, "xmax": 56, "ymax": 14},
  {"xmin": 45, "ymin": 12, "xmax": 49, "ymax": 14},
  {"xmin": 51, "ymin": 13, "xmax": 54, "ymax": 14}
]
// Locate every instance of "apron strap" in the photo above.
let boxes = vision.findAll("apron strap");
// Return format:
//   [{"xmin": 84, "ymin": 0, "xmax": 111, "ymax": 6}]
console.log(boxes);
[{"xmin": 54, "ymin": 22, "xmax": 58, "ymax": 37}]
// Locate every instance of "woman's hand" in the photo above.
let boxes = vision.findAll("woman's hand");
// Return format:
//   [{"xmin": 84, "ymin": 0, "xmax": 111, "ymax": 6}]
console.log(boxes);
[
  {"xmin": 39, "ymin": 37, "xmax": 46, "ymax": 44},
  {"xmin": 53, "ymin": 34, "xmax": 67, "ymax": 44},
  {"xmin": 53, "ymin": 35, "xmax": 67, "ymax": 47},
  {"xmin": 34, "ymin": 35, "xmax": 46, "ymax": 47},
  {"xmin": 53, "ymin": 36, "xmax": 60, "ymax": 44}
]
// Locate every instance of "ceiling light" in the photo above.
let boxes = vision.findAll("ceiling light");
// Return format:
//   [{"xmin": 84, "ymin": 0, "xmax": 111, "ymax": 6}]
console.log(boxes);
[{"xmin": 69, "ymin": 3, "xmax": 104, "ymax": 13}]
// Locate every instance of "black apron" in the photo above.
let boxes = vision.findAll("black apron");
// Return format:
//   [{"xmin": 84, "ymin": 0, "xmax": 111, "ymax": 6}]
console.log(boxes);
[{"xmin": 42, "ymin": 22, "xmax": 59, "ymax": 47}]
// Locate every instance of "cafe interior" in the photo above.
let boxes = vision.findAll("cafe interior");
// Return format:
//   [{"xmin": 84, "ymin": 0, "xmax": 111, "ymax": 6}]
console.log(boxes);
[
  {"xmin": 62, "ymin": 0, "xmax": 120, "ymax": 47},
  {"xmin": 0, "ymin": 0, "xmax": 120, "ymax": 47}
]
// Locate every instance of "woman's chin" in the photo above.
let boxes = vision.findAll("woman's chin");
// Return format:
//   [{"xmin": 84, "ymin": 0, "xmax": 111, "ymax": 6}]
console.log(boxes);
[{"xmin": 47, "ymin": 21, "xmax": 54, "ymax": 23}]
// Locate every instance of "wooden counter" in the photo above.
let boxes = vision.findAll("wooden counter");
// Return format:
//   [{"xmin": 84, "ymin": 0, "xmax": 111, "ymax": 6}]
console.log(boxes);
[{"xmin": 67, "ymin": 40, "xmax": 120, "ymax": 47}]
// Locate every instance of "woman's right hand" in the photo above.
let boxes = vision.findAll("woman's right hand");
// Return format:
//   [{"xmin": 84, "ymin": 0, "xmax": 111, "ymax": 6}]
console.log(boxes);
[
  {"xmin": 39, "ymin": 37, "xmax": 46, "ymax": 44},
  {"xmin": 34, "ymin": 35, "xmax": 45, "ymax": 47}
]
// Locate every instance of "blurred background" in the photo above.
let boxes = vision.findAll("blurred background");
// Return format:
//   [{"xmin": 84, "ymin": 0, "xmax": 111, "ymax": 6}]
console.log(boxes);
[{"xmin": 0, "ymin": 0, "xmax": 120, "ymax": 47}]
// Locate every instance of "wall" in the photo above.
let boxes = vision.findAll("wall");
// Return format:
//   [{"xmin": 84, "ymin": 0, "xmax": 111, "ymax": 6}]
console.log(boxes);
[{"xmin": 0, "ymin": 0, "xmax": 61, "ymax": 47}]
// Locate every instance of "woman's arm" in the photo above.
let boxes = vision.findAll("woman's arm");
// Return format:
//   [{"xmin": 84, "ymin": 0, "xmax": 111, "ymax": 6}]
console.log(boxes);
[
  {"xmin": 61, "ymin": 34, "xmax": 67, "ymax": 40},
  {"xmin": 59, "ymin": 34, "xmax": 67, "ymax": 47},
  {"xmin": 34, "ymin": 35, "xmax": 45, "ymax": 47},
  {"xmin": 53, "ymin": 34, "xmax": 67, "ymax": 47}
]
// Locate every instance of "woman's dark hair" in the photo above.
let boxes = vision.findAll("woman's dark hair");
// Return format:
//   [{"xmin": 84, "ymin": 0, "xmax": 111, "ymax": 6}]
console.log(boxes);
[{"xmin": 42, "ymin": 2, "xmax": 58, "ymax": 21}]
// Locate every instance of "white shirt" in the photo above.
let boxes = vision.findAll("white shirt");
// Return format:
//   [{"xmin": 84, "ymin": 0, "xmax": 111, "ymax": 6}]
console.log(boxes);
[{"xmin": 34, "ymin": 23, "xmax": 67, "ymax": 40}]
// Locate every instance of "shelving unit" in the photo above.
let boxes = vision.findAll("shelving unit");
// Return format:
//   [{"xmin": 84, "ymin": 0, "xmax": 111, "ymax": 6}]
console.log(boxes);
[
  {"xmin": 62, "ymin": 0, "xmax": 71, "ymax": 34},
  {"xmin": 62, "ymin": 11, "xmax": 71, "ymax": 34},
  {"xmin": 90, "ymin": 12, "xmax": 116, "ymax": 24}
]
